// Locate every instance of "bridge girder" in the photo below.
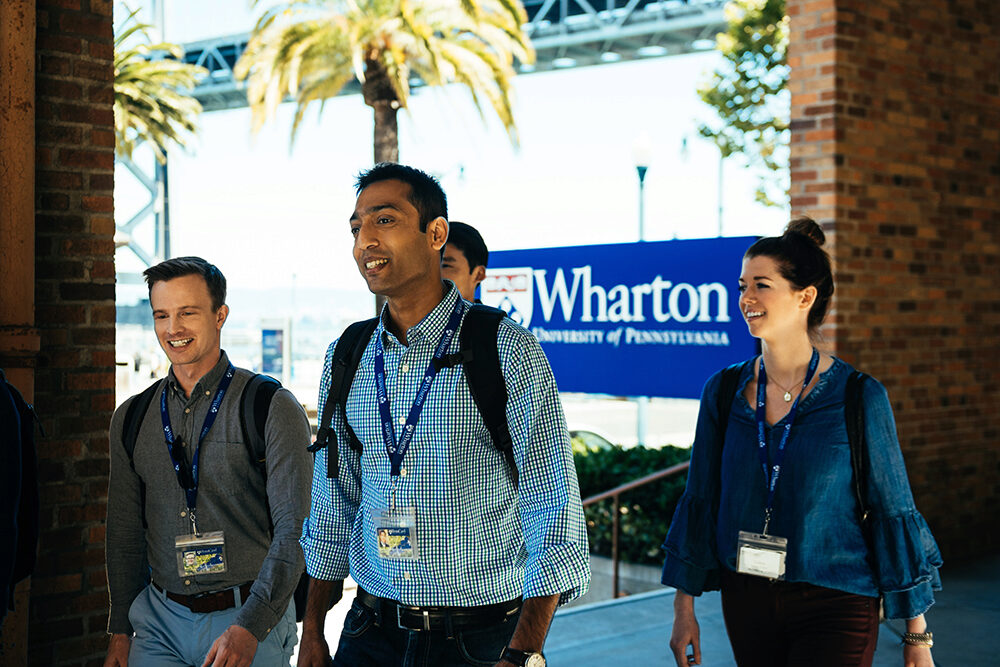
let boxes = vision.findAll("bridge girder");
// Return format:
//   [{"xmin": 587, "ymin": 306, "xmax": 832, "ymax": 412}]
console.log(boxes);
[{"xmin": 182, "ymin": 0, "xmax": 726, "ymax": 113}]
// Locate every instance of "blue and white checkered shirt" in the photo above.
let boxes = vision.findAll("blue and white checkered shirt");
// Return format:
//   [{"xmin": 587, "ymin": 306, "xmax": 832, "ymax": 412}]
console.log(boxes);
[{"xmin": 301, "ymin": 283, "xmax": 590, "ymax": 606}]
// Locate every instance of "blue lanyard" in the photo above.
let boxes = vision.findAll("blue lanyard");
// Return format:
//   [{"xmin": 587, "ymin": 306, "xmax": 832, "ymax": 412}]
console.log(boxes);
[
  {"xmin": 374, "ymin": 299, "xmax": 466, "ymax": 477},
  {"xmin": 755, "ymin": 348, "xmax": 820, "ymax": 534},
  {"xmin": 160, "ymin": 363, "xmax": 235, "ymax": 517}
]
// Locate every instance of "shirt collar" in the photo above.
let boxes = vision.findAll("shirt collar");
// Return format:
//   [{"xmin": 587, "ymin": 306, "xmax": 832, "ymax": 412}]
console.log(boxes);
[
  {"xmin": 167, "ymin": 350, "xmax": 231, "ymax": 398},
  {"xmin": 379, "ymin": 282, "xmax": 461, "ymax": 349}
]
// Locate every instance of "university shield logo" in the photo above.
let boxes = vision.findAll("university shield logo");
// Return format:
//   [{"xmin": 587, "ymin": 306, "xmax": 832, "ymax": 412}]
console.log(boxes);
[{"xmin": 482, "ymin": 267, "xmax": 534, "ymax": 328}]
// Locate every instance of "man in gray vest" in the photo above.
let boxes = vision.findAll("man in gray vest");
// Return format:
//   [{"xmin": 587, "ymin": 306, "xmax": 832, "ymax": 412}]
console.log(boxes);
[{"xmin": 104, "ymin": 256, "xmax": 312, "ymax": 667}]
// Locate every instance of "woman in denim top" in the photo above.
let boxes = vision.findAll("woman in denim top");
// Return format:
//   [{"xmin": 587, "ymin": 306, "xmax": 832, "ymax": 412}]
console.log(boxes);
[{"xmin": 661, "ymin": 219, "xmax": 941, "ymax": 667}]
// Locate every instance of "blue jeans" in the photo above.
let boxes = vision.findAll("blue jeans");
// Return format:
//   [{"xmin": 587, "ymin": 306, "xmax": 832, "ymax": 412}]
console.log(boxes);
[
  {"xmin": 128, "ymin": 584, "xmax": 297, "ymax": 666},
  {"xmin": 331, "ymin": 598, "xmax": 520, "ymax": 667}
]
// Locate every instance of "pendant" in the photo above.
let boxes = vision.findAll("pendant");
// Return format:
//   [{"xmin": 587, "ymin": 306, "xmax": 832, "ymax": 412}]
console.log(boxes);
[{"xmin": 783, "ymin": 391, "xmax": 792, "ymax": 402}]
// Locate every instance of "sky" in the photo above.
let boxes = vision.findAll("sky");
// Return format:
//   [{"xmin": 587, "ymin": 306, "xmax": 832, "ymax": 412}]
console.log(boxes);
[{"xmin": 114, "ymin": 0, "xmax": 789, "ymax": 314}]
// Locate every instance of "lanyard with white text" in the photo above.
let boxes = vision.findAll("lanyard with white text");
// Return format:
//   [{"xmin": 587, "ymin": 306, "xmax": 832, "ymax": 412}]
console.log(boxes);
[
  {"xmin": 373, "ymin": 299, "xmax": 466, "ymax": 486},
  {"xmin": 755, "ymin": 348, "xmax": 820, "ymax": 535},
  {"xmin": 160, "ymin": 362, "xmax": 235, "ymax": 533}
]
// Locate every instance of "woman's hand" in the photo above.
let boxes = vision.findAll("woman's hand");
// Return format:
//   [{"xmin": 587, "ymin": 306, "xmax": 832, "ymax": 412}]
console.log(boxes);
[
  {"xmin": 669, "ymin": 592, "xmax": 701, "ymax": 666},
  {"xmin": 903, "ymin": 643, "xmax": 934, "ymax": 667}
]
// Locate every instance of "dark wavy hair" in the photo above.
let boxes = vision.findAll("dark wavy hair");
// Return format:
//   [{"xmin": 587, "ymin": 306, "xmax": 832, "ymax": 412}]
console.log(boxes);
[
  {"xmin": 745, "ymin": 217, "xmax": 833, "ymax": 334},
  {"xmin": 143, "ymin": 256, "xmax": 227, "ymax": 311},
  {"xmin": 355, "ymin": 162, "xmax": 447, "ymax": 232}
]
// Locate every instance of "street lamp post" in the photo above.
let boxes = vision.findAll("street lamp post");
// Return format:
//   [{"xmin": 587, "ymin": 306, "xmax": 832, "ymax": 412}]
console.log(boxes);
[{"xmin": 632, "ymin": 135, "xmax": 652, "ymax": 446}]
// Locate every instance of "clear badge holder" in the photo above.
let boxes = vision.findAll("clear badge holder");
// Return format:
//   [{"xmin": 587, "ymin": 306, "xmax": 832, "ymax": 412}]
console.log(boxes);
[
  {"xmin": 736, "ymin": 530, "xmax": 787, "ymax": 580},
  {"xmin": 175, "ymin": 530, "xmax": 227, "ymax": 576}
]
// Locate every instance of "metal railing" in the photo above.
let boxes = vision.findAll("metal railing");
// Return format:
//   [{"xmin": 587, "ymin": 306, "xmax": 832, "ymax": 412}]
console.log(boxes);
[{"xmin": 581, "ymin": 460, "xmax": 690, "ymax": 598}]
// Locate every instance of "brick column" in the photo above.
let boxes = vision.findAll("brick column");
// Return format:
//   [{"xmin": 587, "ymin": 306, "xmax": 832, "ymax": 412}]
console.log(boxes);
[
  {"xmin": 789, "ymin": 0, "xmax": 1000, "ymax": 557},
  {"xmin": 29, "ymin": 1, "xmax": 116, "ymax": 664}
]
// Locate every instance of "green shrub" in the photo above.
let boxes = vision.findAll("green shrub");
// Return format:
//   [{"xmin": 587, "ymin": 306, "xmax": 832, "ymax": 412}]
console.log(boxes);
[{"xmin": 573, "ymin": 441, "xmax": 691, "ymax": 566}]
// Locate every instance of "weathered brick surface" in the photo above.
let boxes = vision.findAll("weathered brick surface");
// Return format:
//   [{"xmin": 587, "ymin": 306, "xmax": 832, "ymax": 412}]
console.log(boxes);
[
  {"xmin": 789, "ymin": 0, "xmax": 1000, "ymax": 558},
  {"xmin": 31, "ymin": 1, "xmax": 115, "ymax": 664}
]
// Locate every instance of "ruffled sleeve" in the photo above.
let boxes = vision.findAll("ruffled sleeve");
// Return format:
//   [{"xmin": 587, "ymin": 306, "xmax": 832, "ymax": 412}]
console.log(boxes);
[
  {"xmin": 661, "ymin": 371, "xmax": 727, "ymax": 596},
  {"xmin": 862, "ymin": 378, "xmax": 943, "ymax": 619}
]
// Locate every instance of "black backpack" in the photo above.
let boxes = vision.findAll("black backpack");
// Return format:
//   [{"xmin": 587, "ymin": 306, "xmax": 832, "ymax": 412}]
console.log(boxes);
[
  {"xmin": 120, "ymin": 373, "xmax": 313, "ymax": 621},
  {"xmin": 309, "ymin": 304, "xmax": 518, "ymax": 486},
  {"xmin": 715, "ymin": 360, "xmax": 873, "ymax": 530},
  {"xmin": 0, "ymin": 369, "xmax": 41, "ymax": 622}
]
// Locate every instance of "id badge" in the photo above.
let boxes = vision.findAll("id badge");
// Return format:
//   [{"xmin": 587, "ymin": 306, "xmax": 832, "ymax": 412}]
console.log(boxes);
[
  {"xmin": 372, "ymin": 507, "xmax": 419, "ymax": 560},
  {"xmin": 175, "ymin": 530, "xmax": 227, "ymax": 576},
  {"xmin": 736, "ymin": 530, "xmax": 787, "ymax": 580}
]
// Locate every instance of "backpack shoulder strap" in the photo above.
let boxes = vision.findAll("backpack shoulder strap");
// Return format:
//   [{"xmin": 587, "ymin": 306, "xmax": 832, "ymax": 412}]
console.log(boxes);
[
  {"xmin": 122, "ymin": 380, "xmax": 163, "ymax": 463},
  {"xmin": 239, "ymin": 373, "xmax": 282, "ymax": 477},
  {"xmin": 716, "ymin": 359, "xmax": 753, "ymax": 442},
  {"xmin": 457, "ymin": 305, "xmax": 516, "ymax": 487},
  {"xmin": 121, "ymin": 379, "xmax": 162, "ymax": 530},
  {"xmin": 845, "ymin": 370, "xmax": 871, "ymax": 524},
  {"xmin": 311, "ymin": 318, "xmax": 379, "ymax": 478}
]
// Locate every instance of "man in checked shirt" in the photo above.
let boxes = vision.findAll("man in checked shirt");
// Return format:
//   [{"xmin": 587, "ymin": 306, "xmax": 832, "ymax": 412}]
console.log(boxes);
[{"xmin": 298, "ymin": 163, "xmax": 590, "ymax": 667}]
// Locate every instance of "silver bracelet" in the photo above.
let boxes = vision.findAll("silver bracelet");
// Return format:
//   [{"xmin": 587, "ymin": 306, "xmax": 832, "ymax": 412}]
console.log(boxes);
[{"xmin": 902, "ymin": 631, "xmax": 933, "ymax": 647}]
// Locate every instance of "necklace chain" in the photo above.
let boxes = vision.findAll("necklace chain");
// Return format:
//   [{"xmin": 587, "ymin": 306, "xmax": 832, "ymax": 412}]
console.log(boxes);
[{"xmin": 768, "ymin": 374, "xmax": 806, "ymax": 402}]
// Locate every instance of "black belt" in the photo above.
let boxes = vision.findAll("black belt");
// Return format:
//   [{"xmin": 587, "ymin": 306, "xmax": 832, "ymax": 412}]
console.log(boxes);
[
  {"xmin": 355, "ymin": 587, "xmax": 521, "ymax": 633},
  {"xmin": 152, "ymin": 581, "xmax": 254, "ymax": 614}
]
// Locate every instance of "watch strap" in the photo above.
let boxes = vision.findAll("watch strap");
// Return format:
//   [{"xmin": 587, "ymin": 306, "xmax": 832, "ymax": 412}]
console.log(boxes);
[{"xmin": 501, "ymin": 647, "xmax": 544, "ymax": 666}]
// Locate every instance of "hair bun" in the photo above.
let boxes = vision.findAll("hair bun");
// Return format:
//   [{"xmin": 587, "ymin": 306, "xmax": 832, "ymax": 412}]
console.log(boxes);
[{"xmin": 784, "ymin": 217, "xmax": 825, "ymax": 247}]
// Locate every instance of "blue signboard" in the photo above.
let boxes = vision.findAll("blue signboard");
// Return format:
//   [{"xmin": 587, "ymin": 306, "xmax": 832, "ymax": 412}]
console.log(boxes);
[
  {"xmin": 261, "ymin": 328, "xmax": 284, "ymax": 375},
  {"xmin": 480, "ymin": 237, "xmax": 760, "ymax": 399}
]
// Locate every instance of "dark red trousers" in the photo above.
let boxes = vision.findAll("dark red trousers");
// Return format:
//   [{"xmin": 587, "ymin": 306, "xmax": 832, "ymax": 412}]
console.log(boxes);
[{"xmin": 720, "ymin": 570, "xmax": 880, "ymax": 667}]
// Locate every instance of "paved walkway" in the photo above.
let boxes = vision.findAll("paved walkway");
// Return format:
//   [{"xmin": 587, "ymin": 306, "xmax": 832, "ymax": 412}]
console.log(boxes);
[{"xmin": 547, "ymin": 553, "xmax": 1000, "ymax": 666}]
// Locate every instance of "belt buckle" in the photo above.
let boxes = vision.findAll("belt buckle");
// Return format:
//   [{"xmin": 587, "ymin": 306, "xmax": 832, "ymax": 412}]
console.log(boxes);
[{"xmin": 396, "ymin": 605, "xmax": 431, "ymax": 631}]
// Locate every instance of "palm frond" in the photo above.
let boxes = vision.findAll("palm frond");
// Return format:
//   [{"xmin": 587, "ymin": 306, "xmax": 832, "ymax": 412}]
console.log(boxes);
[
  {"xmin": 114, "ymin": 6, "xmax": 206, "ymax": 162},
  {"xmin": 236, "ymin": 0, "xmax": 534, "ymax": 148}
]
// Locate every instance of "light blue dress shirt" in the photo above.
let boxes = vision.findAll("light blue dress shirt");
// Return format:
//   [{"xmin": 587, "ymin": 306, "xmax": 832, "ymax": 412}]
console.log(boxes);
[
  {"xmin": 662, "ymin": 358, "xmax": 942, "ymax": 620},
  {"xmin": 302, "ymin": 284, "xmax": 590, "ymax": 606}
]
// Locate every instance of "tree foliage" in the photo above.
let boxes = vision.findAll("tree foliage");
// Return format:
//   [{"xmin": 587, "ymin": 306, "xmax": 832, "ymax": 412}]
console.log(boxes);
[
  {"xmin": 113, "ymin": 8, "xmax": 207, "ymax": 162},
  {"xmin": 234, "ymin": 0, "xmax": 535, "ymax": 162},
  {"xmin": 698, "ymin": 0, "xmax": 789, "ymax": 207}
]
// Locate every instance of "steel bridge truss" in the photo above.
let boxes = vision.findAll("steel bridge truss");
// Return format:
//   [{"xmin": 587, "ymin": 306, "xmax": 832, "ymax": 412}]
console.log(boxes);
[{"xmin": 182, "ymin": 0, "xmax": 726, "ymax": 112}]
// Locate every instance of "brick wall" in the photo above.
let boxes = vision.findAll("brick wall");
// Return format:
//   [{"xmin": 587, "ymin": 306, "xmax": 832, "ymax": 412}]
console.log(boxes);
[
  {"xmin": 789, "ymin": 0, "xmax": 1000, "ymax": 558},
  {"xmin": 31, "ymin": 0, "xmax": 115, "ymax": 664}
]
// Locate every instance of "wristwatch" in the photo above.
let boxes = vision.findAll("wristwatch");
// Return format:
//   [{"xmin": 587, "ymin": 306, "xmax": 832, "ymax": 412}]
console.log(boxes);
[{"xmin": 501, "ymin": 647, "xmax": 546, "ymax": 667}]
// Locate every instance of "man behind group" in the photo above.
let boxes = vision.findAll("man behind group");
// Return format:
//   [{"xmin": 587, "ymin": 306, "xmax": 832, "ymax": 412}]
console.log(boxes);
[
  {"xmin": 105, "ymin": 257, "xmax": 312, "ymax": 667},
  {"xmin": 299, "ymin": 163, "xmax": 590, "ymax": 667},
  {"xmin": 441, "ymin": 220, "xmax": 488, "ymax": 302}
]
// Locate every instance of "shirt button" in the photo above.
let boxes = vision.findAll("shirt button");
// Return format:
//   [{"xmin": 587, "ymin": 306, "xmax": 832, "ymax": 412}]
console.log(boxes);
[
  {"xmin": 397, "ymin": 417, "xmax": 405, "ymax": 426},
  {"xmin": 205, "ymin": 390, "xmax": 211, "ymax": 396},
  {"xmin": 181, "ymin": 441, "xmax": 187, "ymax": 448},
  {"xmin": 185, "ymin": 580, "xmax": 191, "ymax": 586},
  {"xmin": 401, "ymin": 364, "xmax": 410, "ymax": 373},
  {"xmin": 180, "ymin": 510, "xmax": 187, "ymax": 517},
  {"xmin": 400, "ymin": 467, "xmax": 407, "ymax": 477},
  {"xmin": 184, "ymin": 408, "xmax": 191, "ymax": 414},
  {"xmin": 403, "ymin": 572, "xmax": 411, "ymax": 580}
]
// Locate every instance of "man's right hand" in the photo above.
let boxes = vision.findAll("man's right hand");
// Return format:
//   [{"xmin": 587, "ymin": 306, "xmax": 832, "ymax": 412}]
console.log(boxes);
[
  {"xmin": 103, "ymin": 633, "xmax": 131, "ymax": 667},
  {"xmin": 296, "ymin": 629, "xmax": 331, "ymax": 667}
]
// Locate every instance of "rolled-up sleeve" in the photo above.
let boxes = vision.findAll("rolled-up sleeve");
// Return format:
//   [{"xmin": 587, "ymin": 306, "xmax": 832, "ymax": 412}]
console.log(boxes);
[
  {"xmin": 300, "ymin": 341, "xmax": 362, "ymax": 582},
  {"xmin": 503, "ymin": 326, "xmax": 590, "ymax": 605},
  {"xmin": 862, "ymin": 379, "xmax": 942, "ymax": 620},
  {"xmin": 235, "ymin": 387, "xmax": 313, "ymax": 640},
  {"xmin": 661, "ymin": 371, "xmax": 725, "ymax": 596}
]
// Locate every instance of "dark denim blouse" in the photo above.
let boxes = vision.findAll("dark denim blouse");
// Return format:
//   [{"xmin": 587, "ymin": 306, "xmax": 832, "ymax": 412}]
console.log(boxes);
[{"xmin": 661, "ymin": 357, "xmax": 942, "ymax": 620}]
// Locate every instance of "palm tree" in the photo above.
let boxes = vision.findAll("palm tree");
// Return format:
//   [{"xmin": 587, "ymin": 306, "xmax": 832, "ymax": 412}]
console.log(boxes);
[
  {"xmin": 114, "ymin": 8, "xmax": 207, "ymax": 162},
  {"xmin": 234, "ymin": 0, "xmax": 534, "ymax": 162}
]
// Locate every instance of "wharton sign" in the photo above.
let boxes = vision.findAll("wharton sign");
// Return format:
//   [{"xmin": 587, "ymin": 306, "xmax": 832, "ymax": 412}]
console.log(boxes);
[{"xmin": 481, "ymin": 237, "xmax": 759, "ymax": 399}]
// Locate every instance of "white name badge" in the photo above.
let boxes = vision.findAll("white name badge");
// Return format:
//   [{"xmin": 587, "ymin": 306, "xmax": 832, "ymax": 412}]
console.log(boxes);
[
  {"xmin": 736, "ymin": 530, "xmax": 787, "ymax": 580},
  {"xmin": 175, "ymin": 530, "xmax": 227, "ymax": 577},
  {"xmin": 372, "ymin": 507, "xmax": 419, "ymax": 561}
]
